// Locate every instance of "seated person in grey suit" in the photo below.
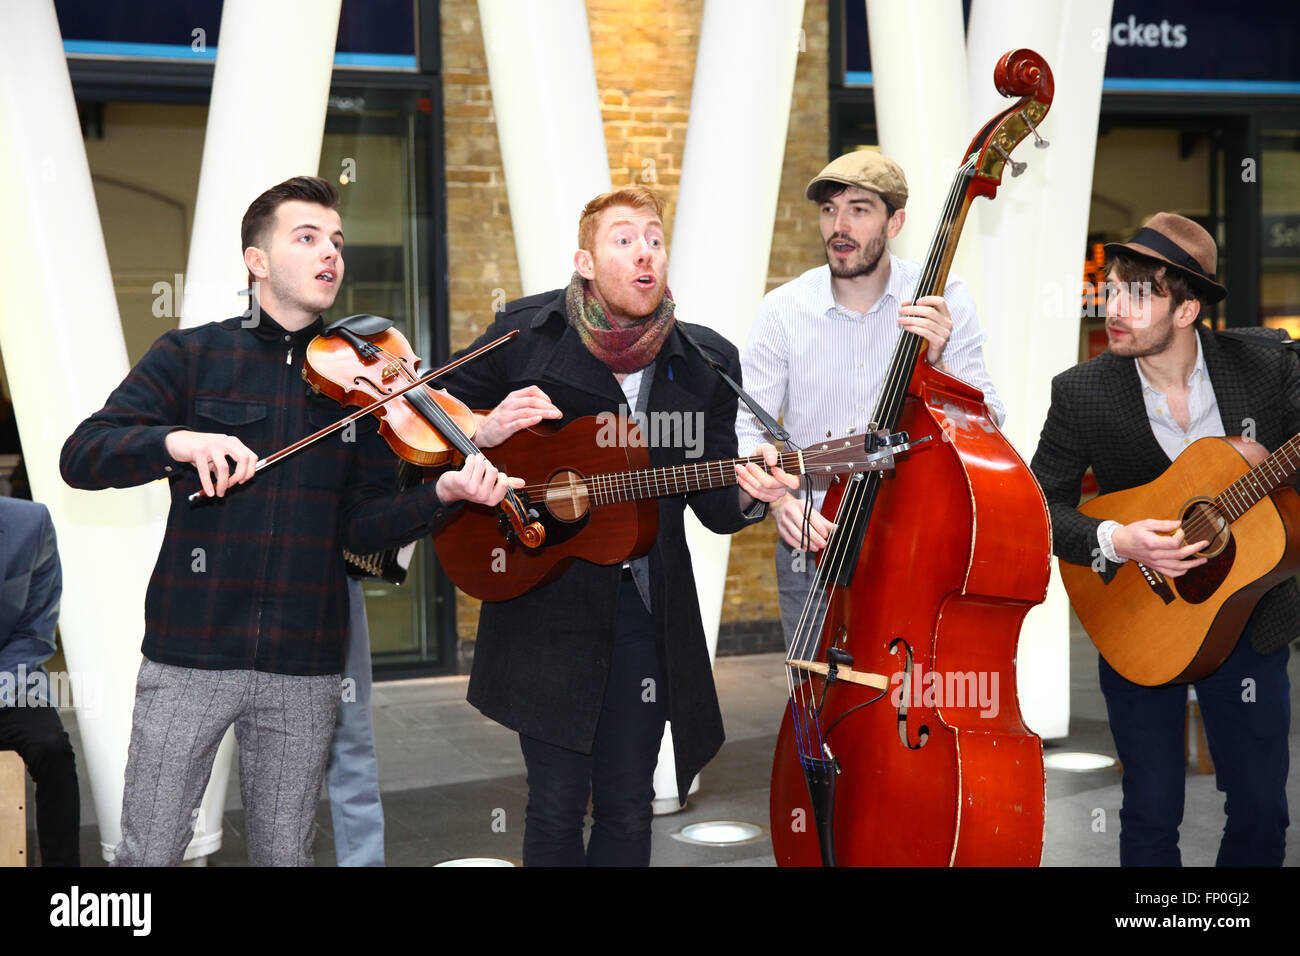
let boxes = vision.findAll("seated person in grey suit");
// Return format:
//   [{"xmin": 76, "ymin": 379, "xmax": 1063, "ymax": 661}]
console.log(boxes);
[{"xmin": 0, "ymin": 497, "xmax": 80, "ymax": 866}]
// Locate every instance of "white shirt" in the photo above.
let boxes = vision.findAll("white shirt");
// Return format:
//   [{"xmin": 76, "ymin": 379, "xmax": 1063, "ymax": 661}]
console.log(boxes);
[
  {"xmin": 735, "ymin": 257, "xmax": 1005, "ymax": 509},
  {"xmin": 1097, "ymin": 332, "xmax": 1224, "ymax": 563}
]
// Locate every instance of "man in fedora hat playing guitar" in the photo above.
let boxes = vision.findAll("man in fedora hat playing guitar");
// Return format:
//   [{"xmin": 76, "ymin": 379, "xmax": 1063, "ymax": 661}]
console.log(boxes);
[{"xmin": 1031, "ymin": 211, "xmax": 1300, "ymax": 866}]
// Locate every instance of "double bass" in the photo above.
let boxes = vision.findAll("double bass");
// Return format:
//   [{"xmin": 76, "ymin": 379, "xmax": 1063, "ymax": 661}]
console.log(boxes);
[{"xmin": 769, "ymin": 49, "xmax": 1055, "ymax": 866}]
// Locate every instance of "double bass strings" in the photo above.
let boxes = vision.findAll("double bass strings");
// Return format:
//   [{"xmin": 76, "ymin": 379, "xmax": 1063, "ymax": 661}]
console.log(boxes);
[{"xmin": 782, "ymin": 156, "xmax": 976, "ymax": 760}]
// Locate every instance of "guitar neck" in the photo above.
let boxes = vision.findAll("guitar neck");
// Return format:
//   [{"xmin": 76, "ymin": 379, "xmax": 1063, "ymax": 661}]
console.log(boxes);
[
  {"xmin": 587, "ymin": 449, "xmax": 808, "ymax": 506},
  {"xmin": 1217, "ymin": 433, "xmax": 1300, "ymax": 519}
]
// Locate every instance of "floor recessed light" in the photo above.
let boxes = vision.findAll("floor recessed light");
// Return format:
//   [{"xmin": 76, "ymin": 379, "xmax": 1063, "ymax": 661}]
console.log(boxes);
[
  {"xmin": 433, "ymin": 857, "xmax": 517, "ymax": 867},
  {"xmin": 1044, "ymin": 751, "xmax": 1117, "ymax": 772},
  {"xmin": 672, "ymin": 821, "xmax": 766, "ymax": 846}
]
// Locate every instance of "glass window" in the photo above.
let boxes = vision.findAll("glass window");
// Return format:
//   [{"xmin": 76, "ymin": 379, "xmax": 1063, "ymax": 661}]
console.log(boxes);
[
  {"xmin": 1261, "ymin": 126, "xmax": 1300, "ymax": 336},
  {"xmin": 76, "ymin": 82, "xmax": 448, "ymax": 674}
]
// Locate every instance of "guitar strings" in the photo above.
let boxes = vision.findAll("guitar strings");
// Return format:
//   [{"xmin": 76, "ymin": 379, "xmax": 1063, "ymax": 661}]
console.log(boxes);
[{"xmin": 1177, "ymin": 434, "xmax": 1300, "ymax": 545}]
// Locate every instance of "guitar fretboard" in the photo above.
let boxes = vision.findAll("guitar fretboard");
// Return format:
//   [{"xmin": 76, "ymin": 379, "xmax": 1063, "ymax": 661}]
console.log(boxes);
[
  {"xmin": 1215, "ymin": 433, "xmax": 1300, "ymax": 519},
  {"xmin": 587, "ymin": 451, "xmax": 804, "ymax": 506}
]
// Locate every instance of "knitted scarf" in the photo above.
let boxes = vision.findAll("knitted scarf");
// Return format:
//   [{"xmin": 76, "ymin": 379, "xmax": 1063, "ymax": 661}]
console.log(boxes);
[{"xmin": 564, "ymin": 271, "xmax": 676, "ymax": 373}]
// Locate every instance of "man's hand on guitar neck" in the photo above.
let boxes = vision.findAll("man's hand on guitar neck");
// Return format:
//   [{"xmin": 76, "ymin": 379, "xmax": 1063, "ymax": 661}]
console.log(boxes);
[
  {"xmin": 1110, "ymin": 518, "xmax": 1209, "ymax": 577},
  {"xmin": 474, "ymin": 386, "xmax": 563, "ymax": 448},
  {"xmin": 737, "ymin": 444, "xmax": 801, "ymax": 512}
]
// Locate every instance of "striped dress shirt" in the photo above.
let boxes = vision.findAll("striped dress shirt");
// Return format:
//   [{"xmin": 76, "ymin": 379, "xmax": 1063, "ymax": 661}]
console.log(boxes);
[{"xmin": 736, "ymin": 257, "xmax": 1005, "ymax": 509}]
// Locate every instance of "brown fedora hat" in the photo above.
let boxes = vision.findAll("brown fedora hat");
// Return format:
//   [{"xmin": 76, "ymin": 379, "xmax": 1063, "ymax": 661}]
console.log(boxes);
[{"xmin": 1103, "ymin": 212, "xmax": 1226, "ymax": 303}]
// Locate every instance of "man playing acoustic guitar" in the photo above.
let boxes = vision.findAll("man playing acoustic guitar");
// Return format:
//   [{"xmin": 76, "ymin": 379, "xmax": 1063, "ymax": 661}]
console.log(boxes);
[
  {"xmin": 1031, "ymin": 212, "xmax": 1300, "ymax": 866},
  {"xmin": 443, "ymin": 185, "xmax": 796, "ymax": 866}
]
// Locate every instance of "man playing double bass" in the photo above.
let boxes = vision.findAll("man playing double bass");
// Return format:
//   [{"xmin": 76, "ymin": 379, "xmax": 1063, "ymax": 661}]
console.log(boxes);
[
  {"xmin": 735, "ymin": 150, "xmax": 1006, "ymax": 646},
  {"xmin": 1031, "ymin": 212, "xmax": 1299, "ymax": 866},
  {"xmin": 444, "ymin": 185, "xmax": 796, "ymax": 866}
]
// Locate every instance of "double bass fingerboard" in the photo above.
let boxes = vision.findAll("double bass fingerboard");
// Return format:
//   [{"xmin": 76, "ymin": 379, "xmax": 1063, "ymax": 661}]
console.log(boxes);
[{"xmin": 821, "ymin": 157, "xmax": 978, "ymax": 588}]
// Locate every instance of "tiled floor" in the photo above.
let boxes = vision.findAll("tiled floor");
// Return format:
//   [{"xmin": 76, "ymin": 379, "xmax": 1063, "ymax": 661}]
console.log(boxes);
[{"xmin": 33, "ymin": 617, "xmax": 1300, "ymax": 866}]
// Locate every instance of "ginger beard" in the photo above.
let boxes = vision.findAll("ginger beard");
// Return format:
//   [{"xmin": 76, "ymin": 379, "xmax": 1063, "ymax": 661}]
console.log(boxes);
[{"xmin": 587, "ymin": 251, "xmax": 665, "ymax": 323}]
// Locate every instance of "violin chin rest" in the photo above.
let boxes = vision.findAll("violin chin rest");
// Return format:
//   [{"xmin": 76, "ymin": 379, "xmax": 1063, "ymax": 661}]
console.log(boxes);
[{"xmin": 324, "ymin": 313, "xmax": 394, "ymax": 337}]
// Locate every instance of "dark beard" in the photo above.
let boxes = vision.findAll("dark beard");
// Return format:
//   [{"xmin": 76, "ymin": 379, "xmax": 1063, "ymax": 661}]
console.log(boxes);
[
  {"xmin": 1108, "ymin": 302, "xmax": 1178, "ymax": 358},
  {"xmin": 826, "ymin": 232, "xmax": 887, "ymax": 279}
]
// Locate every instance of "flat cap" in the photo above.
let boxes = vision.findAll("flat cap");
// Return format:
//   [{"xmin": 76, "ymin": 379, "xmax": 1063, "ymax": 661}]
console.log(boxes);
[{"xmin": 805, "ymin": 150, "xmax": 908, "ymax": 209}]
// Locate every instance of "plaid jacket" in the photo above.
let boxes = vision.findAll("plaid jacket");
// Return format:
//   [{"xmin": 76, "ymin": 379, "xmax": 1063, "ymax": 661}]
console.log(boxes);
[
  {"xmin": 1031, "ymin": 324, "xmax": 1300, "ymax": 655},
  {"xmin": 60, "ymin": 312, "xmax": 456, "ymax": 676}
]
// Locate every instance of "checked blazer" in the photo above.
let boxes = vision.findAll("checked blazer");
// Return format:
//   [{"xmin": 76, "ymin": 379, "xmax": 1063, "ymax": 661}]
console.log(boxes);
[{"xmin": 1030, "ymin": 323, "xmax": 1300, "ymax": 656}]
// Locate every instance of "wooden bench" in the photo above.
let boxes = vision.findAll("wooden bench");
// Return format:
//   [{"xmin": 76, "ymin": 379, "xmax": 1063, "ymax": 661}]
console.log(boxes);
[{"xmin": 0, "ymin": 750, "xmax": 26, "ymax": 866}]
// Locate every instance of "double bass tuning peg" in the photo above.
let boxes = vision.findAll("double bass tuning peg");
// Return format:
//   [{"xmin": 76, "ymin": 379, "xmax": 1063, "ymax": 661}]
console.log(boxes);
[
  {"xmin": 992, "ymin": 143, "xmax": 1028, "ymax": 178},
  {"xmin": 1021, "ymin": 109, "xmax": 1050, "ymax": 149}
]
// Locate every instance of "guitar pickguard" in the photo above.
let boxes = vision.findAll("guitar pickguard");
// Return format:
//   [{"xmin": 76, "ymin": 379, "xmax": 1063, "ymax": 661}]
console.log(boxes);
[{"xmin": 1174, "ymin": 534, "xmax": 1236, "ymax": 605}]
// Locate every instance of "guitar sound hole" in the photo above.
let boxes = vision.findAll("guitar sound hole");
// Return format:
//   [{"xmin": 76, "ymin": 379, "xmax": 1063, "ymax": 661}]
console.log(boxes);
[
  {"xmin": 544, "ymin": 469, "xmax": 590, "ymax": 523},
  {"xmin": 1181, "ymin": 498, "xmax": 1230, "ymax": 558}
]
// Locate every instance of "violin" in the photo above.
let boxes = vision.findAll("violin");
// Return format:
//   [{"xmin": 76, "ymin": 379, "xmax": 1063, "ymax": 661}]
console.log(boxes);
[
  {"xmin": 302, "ymin": 314, "xmax": 545, "ymax": 548},
  {"xmin": 768, "ymin": 49, "xmax": 1055, "ymax": 866},
  {"xmin": 186, "ymin": 322, "xmax": 542, "ymax": 555}
]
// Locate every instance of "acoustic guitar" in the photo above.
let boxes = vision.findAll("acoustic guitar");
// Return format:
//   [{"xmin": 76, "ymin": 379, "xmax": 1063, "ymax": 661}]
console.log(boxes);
[
  {"xmin": 1059, "ymin": 434, "xmax": 1300, "ymax": 685},
  {"xmin": 433, "ymin": 415, "xmax": 926, "ymax": 602}
]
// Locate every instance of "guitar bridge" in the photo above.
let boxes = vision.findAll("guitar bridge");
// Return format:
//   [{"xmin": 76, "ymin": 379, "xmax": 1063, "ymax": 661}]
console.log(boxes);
[{"xmin": 1137, "ymin": 562, "xmax": 1176, "ymax": 605}]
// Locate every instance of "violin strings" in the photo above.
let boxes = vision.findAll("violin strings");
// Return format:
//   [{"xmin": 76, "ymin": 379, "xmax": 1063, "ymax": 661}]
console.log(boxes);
[{"xmin": 373, "ymin": 344, "xmax": 535, "ymax": 516}]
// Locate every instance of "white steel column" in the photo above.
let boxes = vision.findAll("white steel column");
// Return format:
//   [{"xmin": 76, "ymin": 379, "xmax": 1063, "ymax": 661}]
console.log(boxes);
[
  {"xmin": 181, "ymin": 0, "xmax": 342, "ymax": 328},
  {"xmin": 478, "ymin": 0, "xmax": 612, "ymax": 294},
  {"xmin": 965, "ymin": 0, "xmax": 1113, "ymax": 738},
  {"xmin": 657, "ymin": 0, "xmax": 806, "ymax": 809},
  {"xmin": 0, "ymin": 1, "xmax": 169, "ymax": 860},
  {"xmin": 865, "ymin": 0, "xmax": 984, "ymax": 306},
  {"xmin": 175, "ymin": 0, "xmax": 342, "ymax": 859}
]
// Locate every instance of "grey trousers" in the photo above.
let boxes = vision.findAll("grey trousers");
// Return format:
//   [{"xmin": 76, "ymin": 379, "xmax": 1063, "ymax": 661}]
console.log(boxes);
[
  {"xmin": 775, "ymin": 539, "xmax": 818, "ymax": 653},
  {"xmin": 113, "ymin": 658, "xmax": 340, "ymax": 867}
]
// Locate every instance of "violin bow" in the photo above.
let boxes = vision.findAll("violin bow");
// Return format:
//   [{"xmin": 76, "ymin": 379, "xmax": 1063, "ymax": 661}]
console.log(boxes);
[{"xmin": 187, "ymin": 330, "xmax": 517, "ymax": 502}]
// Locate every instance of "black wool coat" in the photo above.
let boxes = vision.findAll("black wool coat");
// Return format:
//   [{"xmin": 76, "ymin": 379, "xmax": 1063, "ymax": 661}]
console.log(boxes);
[
  {"xmin": 442, "ymin": 289, "xmax": 762, "ymax": 798},
  {"xmin": 1030, "ymin": 324, "xmax": 1300, "ymax": 655}
]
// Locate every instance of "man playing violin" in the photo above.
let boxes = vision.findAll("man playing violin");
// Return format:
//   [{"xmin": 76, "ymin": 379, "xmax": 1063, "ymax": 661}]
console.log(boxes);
[
  {"xmin": 735, "ymin": 150, "xmax": 1005, "ymax": 647},
  {"xmin": 1031, "ymin": 212, "xmax": 1298, "ymax": 866},
  {"xmin": 60, "ymin": 175, "xmax": 515, "ymax": 866},
  {"xmin": 443, "ymin": 185, "xmax": 796, "ymax": 866}
]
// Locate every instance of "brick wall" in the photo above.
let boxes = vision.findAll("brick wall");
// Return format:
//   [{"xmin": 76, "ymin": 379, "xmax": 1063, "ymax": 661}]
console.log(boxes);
[{"xmin": 440, "ymin": 0, "xmax": 830, "ymax": 649}]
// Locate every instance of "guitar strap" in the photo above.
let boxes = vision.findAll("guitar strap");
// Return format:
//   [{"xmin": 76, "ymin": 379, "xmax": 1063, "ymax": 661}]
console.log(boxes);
[
  {"xmin": 674, "ymin": 326, "xmax": 789, "ymax": 443},
  {"xmin": 674, "ymin": 326, "xmax": 818, "ymax": 551}
]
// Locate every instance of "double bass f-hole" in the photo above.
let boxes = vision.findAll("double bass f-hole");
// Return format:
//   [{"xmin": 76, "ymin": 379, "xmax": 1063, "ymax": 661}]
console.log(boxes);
[{"xmin": 890, "ymin": 638, "xmax": 930, "ymax": 751}]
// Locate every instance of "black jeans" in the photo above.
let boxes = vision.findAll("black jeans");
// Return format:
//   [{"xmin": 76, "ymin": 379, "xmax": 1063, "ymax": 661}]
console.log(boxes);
[
  {"xmin": 0, "ymin": 704, "xmax": 80, "ymax": 866},
  {"xmin": 518, "ymin": 576, "xmax": 667, "ymax": 866}
]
